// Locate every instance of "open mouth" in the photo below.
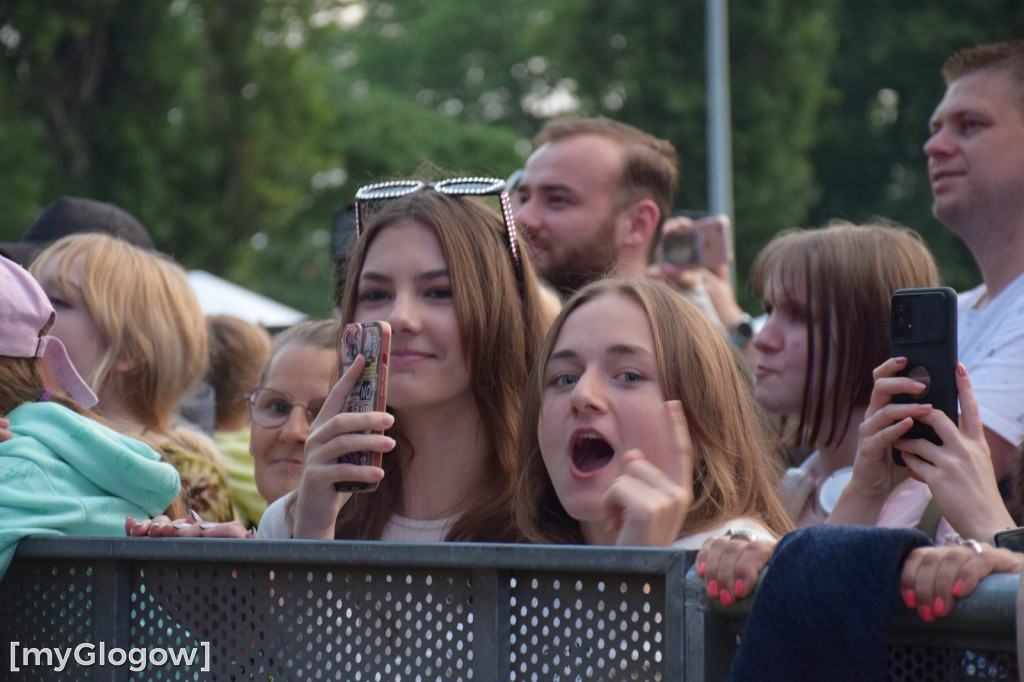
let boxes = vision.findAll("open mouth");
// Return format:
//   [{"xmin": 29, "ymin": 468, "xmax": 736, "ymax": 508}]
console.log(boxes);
[{"xmin": 571, "ymin": 432, "xmax": 614, "ymax": 473}]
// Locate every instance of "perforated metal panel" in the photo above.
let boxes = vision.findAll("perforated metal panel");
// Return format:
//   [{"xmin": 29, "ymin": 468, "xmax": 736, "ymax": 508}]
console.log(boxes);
[
  {"xmin": 128, "ymin": 563, "xmax": 481, "ymax": 680},
  {"xmin": 0, "ymin": 538, "xmax": 686, "ymax": 681},
  {"xmin": 3, "ymin": 538, "xmax": 1016, "ymax": 681},
  {"xmin": 509, "ymin": 574, "xmax": 668, "ymax": 681},
  {"xmin": 886, "ymin": 645, "xmax": 1018, "ymax": 681},
  {"xmin": 683, "ymin": 565, "xmax": 1019, "ymax": 682}
]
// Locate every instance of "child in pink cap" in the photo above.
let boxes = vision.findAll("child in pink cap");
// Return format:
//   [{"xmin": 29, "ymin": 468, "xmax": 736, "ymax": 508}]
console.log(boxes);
[{"xmin": 0, "ymin": 255, "xmax": 183, "ymax": 577}]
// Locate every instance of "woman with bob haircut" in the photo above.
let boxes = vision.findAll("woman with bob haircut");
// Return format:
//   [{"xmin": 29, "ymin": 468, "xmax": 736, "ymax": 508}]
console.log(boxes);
[
  {"xmin": 749, "ymin": 220, "xmax": 940, "ymax": 526},
  {"xmin": 31, "ymin": 233, "xmax": 233, "ymax": 521},
  {"xmin": 0, "ymin": 254, "xmax": 184, "ymax": 578},
  {"xmin": 514, "ymin": 277, "xmax": 792, "ymax": 550}
]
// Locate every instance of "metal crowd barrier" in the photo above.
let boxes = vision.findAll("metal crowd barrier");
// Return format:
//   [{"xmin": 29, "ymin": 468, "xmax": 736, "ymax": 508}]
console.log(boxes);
[
  {"xmin": 0, "ymin": 537, "xmax": 1018, "ymax": 681},
  {"xmin": 683, "ymin": 564, "xmax": 1019, "ymax": 681},
  {"xmin": 0, "ymin": 537, "xmax": 687, "ymax": 681}
]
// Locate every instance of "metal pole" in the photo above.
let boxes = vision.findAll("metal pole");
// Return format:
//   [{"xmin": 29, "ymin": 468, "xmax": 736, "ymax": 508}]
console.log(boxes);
[{"xmin": 706, "ymin": 0, "xmax": 734, "ymax": 223}]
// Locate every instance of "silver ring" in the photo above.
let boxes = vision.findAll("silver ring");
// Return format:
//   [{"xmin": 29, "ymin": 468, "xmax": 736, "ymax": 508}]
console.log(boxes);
[
  {"xmin": 944, "ymin": 533, "xmax": 983, "ymax": 554},
  {"xmin": 725, "ymin": 528, "xmax": 757, "ymax": 542}
]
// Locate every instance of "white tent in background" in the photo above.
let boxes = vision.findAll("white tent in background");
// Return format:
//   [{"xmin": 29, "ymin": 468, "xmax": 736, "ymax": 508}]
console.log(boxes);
[{"xmin": 186, "ymin": 270, "xmax": 308, "ymax": 329}]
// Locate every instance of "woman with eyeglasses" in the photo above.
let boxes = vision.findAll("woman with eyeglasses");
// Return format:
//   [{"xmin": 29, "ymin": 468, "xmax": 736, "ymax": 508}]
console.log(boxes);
[
  {"xmin": 247, "ymin": 320, "xmax": 340, "ymax": 510},
  {"xmin": 127, "ymin": 319, "xmax": 341, "ymax": 537}
]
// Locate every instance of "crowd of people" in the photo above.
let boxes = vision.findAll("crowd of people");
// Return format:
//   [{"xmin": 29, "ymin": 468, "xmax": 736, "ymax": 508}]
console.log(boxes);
[{"xmin": 2, "ymin": 38, "xmax": 1024, "ymax": 674}]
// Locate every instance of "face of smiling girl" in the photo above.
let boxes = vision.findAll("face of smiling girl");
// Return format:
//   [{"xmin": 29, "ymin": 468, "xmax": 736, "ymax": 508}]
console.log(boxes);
[
  {"xmin": 537, "ymin": 292, "xmax": 682, "ymax": 524},
  {"xmin": 354, "ymin": 219, "xmax": 472, "ymax": 415}
]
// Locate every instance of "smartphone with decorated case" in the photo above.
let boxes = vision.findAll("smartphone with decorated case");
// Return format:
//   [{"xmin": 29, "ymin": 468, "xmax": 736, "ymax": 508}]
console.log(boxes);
[
  {"xmin": 889, "ymin": 287, "xmax": 958, "ymax": 466},
  {"xmin": 334, "ymin": 321, "xmax": 391, "ymax": 492}
]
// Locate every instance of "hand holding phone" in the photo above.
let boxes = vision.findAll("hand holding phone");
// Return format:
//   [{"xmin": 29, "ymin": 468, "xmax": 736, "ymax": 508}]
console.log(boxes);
[
  {"xmin": 890, "ymin": 287, "xmax": 958, "ymax": 465},
  {"xmin": 660, "ymin": 214, "xmax": 734, "ymax": 270},
  {"xmin": 334, "ymin": 321, "xmax": 391, "ymax": 492}
]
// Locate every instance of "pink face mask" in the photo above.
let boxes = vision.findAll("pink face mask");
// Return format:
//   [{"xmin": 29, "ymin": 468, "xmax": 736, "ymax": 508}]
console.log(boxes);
[{"xmin": 0, "ymin": 255, "xmax": 98, "ymax": 409}]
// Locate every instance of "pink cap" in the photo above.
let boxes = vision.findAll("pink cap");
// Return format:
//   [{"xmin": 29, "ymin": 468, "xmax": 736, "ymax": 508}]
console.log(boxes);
[{"xmin": 0, "ymin": 255, "xmax": 98, "ymax": 409}]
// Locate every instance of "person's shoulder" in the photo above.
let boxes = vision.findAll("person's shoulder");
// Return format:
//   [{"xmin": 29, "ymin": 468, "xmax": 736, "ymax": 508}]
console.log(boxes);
[
  {"xmin": 5, "ymin": 402, "xmax": 110, "ymax": 447},
  {"xmin": 257, "ymin": 491, "xmax": 297, "ymax": 539}
]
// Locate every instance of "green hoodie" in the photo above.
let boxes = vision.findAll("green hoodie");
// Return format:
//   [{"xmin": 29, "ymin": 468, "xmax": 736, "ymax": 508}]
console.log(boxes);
[{"xmin": 0, "ymin": 401, "xmax": 180, "ymax": 576}]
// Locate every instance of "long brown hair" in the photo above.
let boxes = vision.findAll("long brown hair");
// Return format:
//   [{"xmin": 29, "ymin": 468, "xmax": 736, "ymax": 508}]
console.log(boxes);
[
  {"xmin": 514, "ymin": 278, "xmax": 793, "ymax": 544},
  {"xmin": 330, "ymin": 188, "xmax": 548, "ymax": 542},
  {"xmin": 750, "ymin": 220, "xmax": 940, "ymax": 449}
]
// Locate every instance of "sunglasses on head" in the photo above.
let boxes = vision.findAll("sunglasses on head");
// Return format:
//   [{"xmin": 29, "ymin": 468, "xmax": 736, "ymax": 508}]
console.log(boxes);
[{"xmin": 353, "ymin": 177, "xmax": 523, "ymax": 283}]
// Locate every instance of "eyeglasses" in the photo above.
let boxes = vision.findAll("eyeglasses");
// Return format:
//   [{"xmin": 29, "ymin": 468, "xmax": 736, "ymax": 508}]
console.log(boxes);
[
  {"xmin": 353, "ymin": 177, "xmax": 523, "ymax": 283},
  {"xmin": 247, "ymin": 388, "xmax": 327, "ymax": 428}
]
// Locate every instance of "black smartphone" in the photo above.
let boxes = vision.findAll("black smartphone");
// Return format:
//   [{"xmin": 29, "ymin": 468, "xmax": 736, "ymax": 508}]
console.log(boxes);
[{"xmin": 889, "ymin": 287, "xmax": 958, "ymax": 466}]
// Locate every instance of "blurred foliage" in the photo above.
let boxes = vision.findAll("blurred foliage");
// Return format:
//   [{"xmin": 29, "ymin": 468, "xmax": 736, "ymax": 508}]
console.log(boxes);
[{"xmin": 0, "ymin": 0, "xmax": 1015, "ymax": 315}]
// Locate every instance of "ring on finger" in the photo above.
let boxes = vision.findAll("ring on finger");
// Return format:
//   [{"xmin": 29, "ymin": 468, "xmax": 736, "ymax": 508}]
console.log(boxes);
[
  {"xmin": 725, "ymin": 528, "xmax": 757, "ymax": 542},
  {"xmin": 945, "ymin": 533, "xmax": 983, "ymax": 554}
]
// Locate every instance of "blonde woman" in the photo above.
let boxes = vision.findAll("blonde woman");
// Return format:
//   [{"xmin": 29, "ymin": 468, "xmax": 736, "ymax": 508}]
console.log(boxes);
[{"xmin": 31, "ymin": 233, "xmax": 232, "ymax": 521}]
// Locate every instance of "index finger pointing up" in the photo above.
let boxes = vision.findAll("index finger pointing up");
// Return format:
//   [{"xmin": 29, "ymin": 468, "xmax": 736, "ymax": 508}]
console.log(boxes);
[{"xmin": 312, "ymin": 354, "xmax": 367, "ymax": 430}]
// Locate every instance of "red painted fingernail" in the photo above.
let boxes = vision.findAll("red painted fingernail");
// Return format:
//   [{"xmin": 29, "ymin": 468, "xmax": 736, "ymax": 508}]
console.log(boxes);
[
  {"xmin": 707, "ymin": 580, "xmax": 719, "ymax": 598},
  {"xmin": 903, "ymin": 589, "xmax": 916, "ymax": 610},
  {"xmin": 956, "ymin": 363, "xmax": 967, "ymax": 377},
  {"xmin": 720, "ymin": 591, "xmax": 734, "ymax": 607},
  {"xmin": 697, "ymin": 561, "xmax": 706, "ymax": 577},
  {"xmin": 919, "ymin": 605, "xmax": 934, "ymax": 623},
  {"xmin": 933, "ymin": 597, "xmax": 945, "ymax": 617},
  {"xmin": 734, "ymin": 579, "xmax": 745, "ymax": 596},
  {"xmin": 952, "ymin": 580, "xmax": 964, "ymax": 597}
]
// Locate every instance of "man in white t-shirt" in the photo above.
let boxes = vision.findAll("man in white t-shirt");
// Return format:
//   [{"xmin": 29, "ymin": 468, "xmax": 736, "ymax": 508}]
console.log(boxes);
[{"xmin": 924, "ymin": 41, "xmax": 1024, "ymax": 482}]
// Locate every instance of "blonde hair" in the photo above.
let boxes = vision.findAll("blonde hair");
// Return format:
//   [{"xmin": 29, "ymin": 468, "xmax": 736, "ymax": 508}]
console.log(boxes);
[
  {"xmin": 514, "ymin": 278, "xmax": 793, "ymax": 544},
  {"xmin": 31, "ymin": 233, "xmax": 213, "ymax": 457}
]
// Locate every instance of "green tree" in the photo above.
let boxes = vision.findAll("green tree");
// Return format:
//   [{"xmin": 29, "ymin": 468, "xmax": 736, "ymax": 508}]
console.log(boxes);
[
  {"xmin": 338, "ymin": 0, "xmax": 842, "ymax": 307},
  {"xmin": 0, "ymin": 0, "xmax": 524, "ymax": 315}
]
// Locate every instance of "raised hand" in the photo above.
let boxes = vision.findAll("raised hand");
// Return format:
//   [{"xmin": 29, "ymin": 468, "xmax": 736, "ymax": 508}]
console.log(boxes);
[
  {"xmin": 602, "ymin": 401, "xmax": 694, "ymax": 547},
  {"xmin": 897, "ymin": 363, "xmax": 1015, "ymax": 542},
  {"xmin": 828, "ymin": 357, "xmax": 922, "ymax": 525},
  {"xmin": 293, "ymin": 355, "xmax": 396, "ymax": 539}
]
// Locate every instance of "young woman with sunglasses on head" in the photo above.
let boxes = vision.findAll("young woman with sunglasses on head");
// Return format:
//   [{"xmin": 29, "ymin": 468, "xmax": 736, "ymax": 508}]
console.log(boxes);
[
  {"xmin": 259, "ymin": 177, "xmax": 551, "ymax": 542},
  {"xmin": 127, "ymin": 177, "xmax": 550, "ymax": 541}
]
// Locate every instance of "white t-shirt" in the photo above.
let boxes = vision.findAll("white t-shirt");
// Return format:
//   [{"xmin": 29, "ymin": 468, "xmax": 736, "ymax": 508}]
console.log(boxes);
[
  {"xmin": 958, "ymin": 271, "xmax": 1024, "ymax": 449},
  {"xmin": 256, "ymin": 491, "xmax": 454, "ymax": 542}
]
